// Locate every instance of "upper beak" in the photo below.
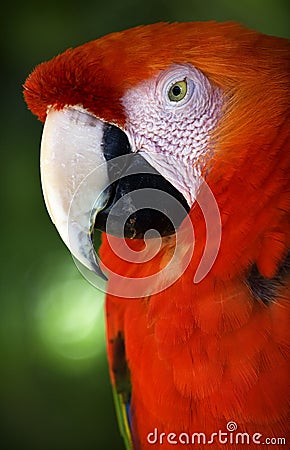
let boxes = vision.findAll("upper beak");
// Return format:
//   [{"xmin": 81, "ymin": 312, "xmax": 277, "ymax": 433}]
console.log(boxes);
[{"xmin": 40, "ymin": 106, "xmax": 109, "ymax": 279}]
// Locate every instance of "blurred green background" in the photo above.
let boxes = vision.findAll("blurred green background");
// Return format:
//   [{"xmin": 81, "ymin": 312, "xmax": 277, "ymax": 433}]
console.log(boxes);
[{"xmin": 1, "ymin": 1, "xmax": 289, "ymax": 449}]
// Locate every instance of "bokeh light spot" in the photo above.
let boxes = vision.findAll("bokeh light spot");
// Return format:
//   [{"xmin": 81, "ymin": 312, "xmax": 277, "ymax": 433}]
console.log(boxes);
[{"xmin": 35, "ymin": 263, "xmax": 106, "ymax": 367}]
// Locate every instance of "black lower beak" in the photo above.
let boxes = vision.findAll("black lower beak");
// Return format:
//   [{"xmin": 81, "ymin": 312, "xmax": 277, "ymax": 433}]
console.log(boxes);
[{"xmin": 94, "ymin": 124, "xmax": 190, "ymax": 239}]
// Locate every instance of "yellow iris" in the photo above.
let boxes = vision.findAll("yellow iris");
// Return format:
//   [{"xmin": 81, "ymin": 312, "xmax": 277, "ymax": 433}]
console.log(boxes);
[{"xmin": 168, "ymin": 80, "xmax": 187, "ymax": 102}]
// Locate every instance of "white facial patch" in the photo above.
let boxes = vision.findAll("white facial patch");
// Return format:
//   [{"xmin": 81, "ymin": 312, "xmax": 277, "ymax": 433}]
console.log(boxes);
[{"xmin": 122, "ymin": 64, "xmax": 224, "ymax": 206}]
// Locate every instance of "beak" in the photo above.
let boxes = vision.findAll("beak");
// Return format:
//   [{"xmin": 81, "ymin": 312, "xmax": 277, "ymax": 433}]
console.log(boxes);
[
  {"xmin": 40, "ymin": 106, "xmax": 109, "ymax": 279},
  {"xmin": 40, "ymin": 106, "xmax": 190, "ymax": 281}
]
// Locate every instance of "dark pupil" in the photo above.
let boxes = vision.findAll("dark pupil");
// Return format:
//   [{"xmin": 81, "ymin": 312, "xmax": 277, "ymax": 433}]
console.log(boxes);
[{"xmin": 172, "ymin": 85, "xmax": 182, "ymax": 97}]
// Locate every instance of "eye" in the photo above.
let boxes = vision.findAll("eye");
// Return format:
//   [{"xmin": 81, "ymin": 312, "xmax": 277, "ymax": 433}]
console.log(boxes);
[{"xmin": 168, "ymin": 80, "xmax": 187, "ymax": 102}]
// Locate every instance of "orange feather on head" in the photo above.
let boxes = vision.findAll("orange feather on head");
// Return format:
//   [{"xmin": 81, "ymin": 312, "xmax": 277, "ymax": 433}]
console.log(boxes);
[{"xmin": 24, "ymin": 21, "xmax": 289, "ymax": 449}]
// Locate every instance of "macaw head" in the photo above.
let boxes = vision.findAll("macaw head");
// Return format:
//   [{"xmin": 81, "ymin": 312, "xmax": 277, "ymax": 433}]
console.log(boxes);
[{"xmin": 24, "ymin": 22, "xmax": 289, "ymax": 280}]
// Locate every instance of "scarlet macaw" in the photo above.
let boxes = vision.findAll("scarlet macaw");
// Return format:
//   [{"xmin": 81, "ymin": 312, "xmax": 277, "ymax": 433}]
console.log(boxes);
[{"xmin": 24, "ymin": 22, "xmax": 289, "ymax": 449}]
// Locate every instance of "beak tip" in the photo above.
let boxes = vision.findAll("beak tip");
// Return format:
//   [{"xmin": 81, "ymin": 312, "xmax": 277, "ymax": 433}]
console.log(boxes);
[
  {"xmin": 93, "ymin": 264, "xmax": 108, "ymax": 281},
  {"xmin": 73, "ymin": 254, "xmax": 108, "ymax": 281}
]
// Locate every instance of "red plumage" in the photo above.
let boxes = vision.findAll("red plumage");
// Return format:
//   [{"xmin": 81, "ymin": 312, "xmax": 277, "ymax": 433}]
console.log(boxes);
[{"xmin": 24, "ymin": 22, "xmax": 290, "ymax": 449}]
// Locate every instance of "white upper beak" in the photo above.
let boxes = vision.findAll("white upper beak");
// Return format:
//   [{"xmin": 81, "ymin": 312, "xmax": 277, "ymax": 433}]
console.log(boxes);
[{"xmin": 40, "ymin": 106, "xmax": 110, "ymax": 278}]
